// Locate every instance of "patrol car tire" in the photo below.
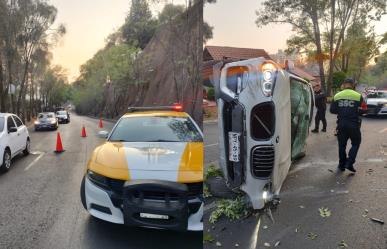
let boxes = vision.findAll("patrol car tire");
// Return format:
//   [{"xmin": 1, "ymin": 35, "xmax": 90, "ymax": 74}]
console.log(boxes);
[
  {"xmin": 80, "ymin": 176, "xmax": 87, "ymax": 210},
  {"xmin": 207, "ymin": 176, "xmax": 238, "ymax": 199},
  {"xmin": 0, "ymin": 149, "xmax": 11, "ymax": 173}
]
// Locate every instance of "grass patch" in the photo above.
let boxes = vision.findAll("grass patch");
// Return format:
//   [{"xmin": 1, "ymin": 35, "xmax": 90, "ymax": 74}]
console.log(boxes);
[
  {"xmin": 209, "ymin": 196, "xmax": 250, "ymax": 223},
  {"xmin": 203, "ymin": 233, "xmax": 215, "ymax": 243}
]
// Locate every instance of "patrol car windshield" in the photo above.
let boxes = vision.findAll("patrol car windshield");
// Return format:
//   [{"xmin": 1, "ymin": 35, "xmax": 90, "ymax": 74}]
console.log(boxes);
[
  {"xmin": 56, "ymin": 111, "xmax": 67, "ymax": 115},
  {"xmin": 0, "ymin": 117, "xmax": 4, "ymax": 132},
  {"xmin": 109, "ymin": 116, "xmax": 202, "ymax": 142},
  {"xmin": 367, "ymin": 92, "xmax": 387, "ymax": 98},
  {"xmin": 38, "ymin": 113, "xmax": 55, "ymax": 119}
]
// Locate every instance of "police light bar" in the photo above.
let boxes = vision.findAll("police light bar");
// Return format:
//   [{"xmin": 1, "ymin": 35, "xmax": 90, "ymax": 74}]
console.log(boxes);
[{"xmin": 127, "ymin": 103, "xmax": 183, "ymax": 112}]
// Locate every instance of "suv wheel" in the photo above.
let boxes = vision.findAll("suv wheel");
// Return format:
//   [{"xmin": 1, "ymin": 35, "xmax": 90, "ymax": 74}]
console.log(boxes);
[
  {"xmin": 0, "ymin": 150, "xmax": 11, "ymax": 172},
  {"xmin": 23, "ymin": 139, "xmax": 30, "ymax": 156}
]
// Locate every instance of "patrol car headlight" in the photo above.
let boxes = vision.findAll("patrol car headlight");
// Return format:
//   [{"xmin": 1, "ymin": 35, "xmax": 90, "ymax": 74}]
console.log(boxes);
[
  {"xmin": 260, "ymin": 62, "xmax": 277, "ymax": 97},
  {"xmin": 87, "ymin": 170, "xmax": 109, "ymax": 189},
  {"xmin": 50, "ymin": 120, "xmax": 56, "ymax": 124}
]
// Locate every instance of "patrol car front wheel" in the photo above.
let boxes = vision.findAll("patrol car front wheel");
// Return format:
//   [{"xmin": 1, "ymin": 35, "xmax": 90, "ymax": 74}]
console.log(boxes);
[{"xmin": 80, "ymin": 176, "xmax": 87, "ymax": 210}]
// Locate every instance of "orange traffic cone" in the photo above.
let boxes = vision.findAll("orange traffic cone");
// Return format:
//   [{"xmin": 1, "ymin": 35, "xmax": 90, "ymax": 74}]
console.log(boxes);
[
  {"xmin": 55, "ymin": 132, "xmax": 65, "ymax": 153},
  {"xmin": 81, "ymin": 126, "xmax": 87, "ymax": 137},
  {"xmin": 99, "ymin": 118, "xmax": 103, "ymax": 128}
]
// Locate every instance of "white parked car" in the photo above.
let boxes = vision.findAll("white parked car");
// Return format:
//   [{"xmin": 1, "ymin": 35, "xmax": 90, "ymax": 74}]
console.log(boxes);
[
  {"xmin": 0, "ymin": 113, "xmax": 30, "ymax": 172},
  {"xmin": 365, "ymin": 90, "xmax": 387, "ymax": 116}
]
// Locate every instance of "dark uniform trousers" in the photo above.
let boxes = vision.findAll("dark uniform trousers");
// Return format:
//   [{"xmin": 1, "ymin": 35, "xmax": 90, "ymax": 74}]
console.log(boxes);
[
  {"xmin": 337, "ymin": 125, "xmax": 361, "ymax": 166},
  {"xmin": 315, "ymin": 108, "xmax": 327, "ymax": 130}
]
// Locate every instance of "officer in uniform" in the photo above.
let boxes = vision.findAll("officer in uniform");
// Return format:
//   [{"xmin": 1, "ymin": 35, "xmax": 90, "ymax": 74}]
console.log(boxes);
[
  {"xmin": 311, "ymin": 83, "xmax": 327, "ymax": 133},
  {"xmin": 330, "ymin": 79, "xmax": 367, "ymax": 172}
]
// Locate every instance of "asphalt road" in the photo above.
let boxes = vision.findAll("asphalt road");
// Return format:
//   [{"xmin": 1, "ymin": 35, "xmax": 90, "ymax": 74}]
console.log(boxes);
[
  {"xmin": 0, "ymin": 113, "xmax": 202, "ymax": 249},
  {"xmin": 204, "ymin": 113, "xmax": 387, "ymax": 249}
]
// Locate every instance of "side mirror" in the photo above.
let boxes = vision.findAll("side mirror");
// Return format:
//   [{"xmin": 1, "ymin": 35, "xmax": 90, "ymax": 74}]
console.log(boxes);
[
  {"xmin": 8, "ymin": 127, "xmax": 17, "ymax": 133},
  {"xmin": 98, "ymin": 130, "xmax": 109, "ymax": 139}
]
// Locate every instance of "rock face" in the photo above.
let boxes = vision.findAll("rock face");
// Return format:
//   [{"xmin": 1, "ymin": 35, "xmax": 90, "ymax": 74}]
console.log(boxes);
[{"xmin": 127, "ymin": 2, "xmax": 203, "ymax": 126}]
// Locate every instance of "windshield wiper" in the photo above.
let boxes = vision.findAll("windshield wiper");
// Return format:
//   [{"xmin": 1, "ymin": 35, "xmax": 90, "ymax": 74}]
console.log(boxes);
[{"xmin": 145, "ymin": 139, "xmax": 180, "ymax": 142}]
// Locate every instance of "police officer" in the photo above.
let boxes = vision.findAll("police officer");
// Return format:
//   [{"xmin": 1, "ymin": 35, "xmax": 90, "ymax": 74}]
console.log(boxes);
[
  {"xmin": 311, "ymin": 83, "xmax": 327, "ymax": 133},
  {"xmin": 330, "ymin": 79, "xmax": 367, "ymax": 172}
]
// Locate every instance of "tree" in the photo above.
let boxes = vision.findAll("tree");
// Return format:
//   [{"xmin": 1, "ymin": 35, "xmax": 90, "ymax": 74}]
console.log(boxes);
[
  {"xmin": 256, "ymin": 0, "xmax": 386, "ymax": 95},
  {"xmin": 122, "ymin": 0, "xmax": 158, "ymax": 49}
]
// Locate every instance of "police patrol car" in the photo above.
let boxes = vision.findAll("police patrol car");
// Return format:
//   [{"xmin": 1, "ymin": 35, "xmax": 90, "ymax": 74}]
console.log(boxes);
[{"xmin": 80, "ymin": 105, "xmax": 203, "ymax": 231}]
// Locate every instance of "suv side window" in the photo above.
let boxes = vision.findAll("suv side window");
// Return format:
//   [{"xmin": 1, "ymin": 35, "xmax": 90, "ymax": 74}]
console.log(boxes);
[
  {"xmin": 13, "ymin": 115, "xmax": 23, "ymax": 127},
  {"xmin": 7, "ymin": 116, "xmax": 16, "ymax": 131}
]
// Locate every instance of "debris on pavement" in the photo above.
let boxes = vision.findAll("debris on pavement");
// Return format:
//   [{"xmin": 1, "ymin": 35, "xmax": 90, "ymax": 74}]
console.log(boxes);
[
  {"xmin": 263, "ymin": 225, "xmax": 268, "ymax": 229},
  {"xmin": 204, "ymin": 184, "xmax": 212, "ymax": 198},
  {"xmin": 209, "ymin": 196, "xmax": 249, "ymax": 224},
  {"xmin": 370, "ymin": 218, "xmax": 385, "ymax": 225},
  {"xmin": 338, "ymin": 240, "xmax": 348, "ymax": 248},
  {"xmin": 319, "ymin": 207, "xmax": 332, "ymax": 217},
  {"xmin": 274, "ymin": 241, "xmax": 281, "ymax": 247},
  {"xmin": 307, "ymin": 232, "xmax": 318, "ymax": 240},
  {"xmin": 264, "ymin": 242, "xmax": 271, "ymax": 247},
  {"xmin": 234, "ymin": 243, "xmax": 239, "ymax": 247},
  {"xmin": 299, "ymin": 205, "xmax": 305, "ymax": 209},
  {"xmin": 328, "ymin": 169, "xmax": 334, "ymax": 173},
  {"xmin": 203, "ymin": 233, "xmax": 214, "ymax": 243},
  {"xmin": 205, "ymin": 164, "xmax": 224, "ymax": 180},
  {"xmin": 216, "ymin": 241, "xmax": 222, "ymax": 247}
]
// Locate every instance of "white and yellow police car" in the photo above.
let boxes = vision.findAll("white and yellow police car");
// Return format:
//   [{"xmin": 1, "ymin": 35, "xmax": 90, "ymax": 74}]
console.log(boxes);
[{"xmin": 80, "ymin": 105, "xmax": 203, "ymax": 231}]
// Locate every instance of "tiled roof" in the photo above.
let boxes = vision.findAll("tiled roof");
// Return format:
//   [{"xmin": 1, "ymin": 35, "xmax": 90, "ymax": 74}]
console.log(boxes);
[{"xmin": 204, "ymin": 46, "xmax": 271, "ymax": 61}]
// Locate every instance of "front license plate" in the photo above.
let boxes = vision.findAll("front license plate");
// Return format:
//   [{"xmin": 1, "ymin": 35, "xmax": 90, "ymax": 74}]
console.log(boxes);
[
  {"xmin": 228, "ymin": 132, "xmax": 240, "ymax": 162},
  {"xmin": 140, "ymin": 213, "xmax": 169, "ymax": 220}
]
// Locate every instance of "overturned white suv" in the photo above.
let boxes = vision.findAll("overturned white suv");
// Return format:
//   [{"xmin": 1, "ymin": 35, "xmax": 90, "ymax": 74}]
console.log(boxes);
[{"xmin": 212, "ymin": 58, "xmax": 314, "ymax": 209}]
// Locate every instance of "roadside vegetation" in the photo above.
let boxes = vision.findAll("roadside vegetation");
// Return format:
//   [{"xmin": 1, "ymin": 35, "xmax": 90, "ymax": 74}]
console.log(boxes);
[
  {"xmin": 71, "ymin": 0, "xmax": 212, "ymax": 120},
  {"xmin": 256, "ymin": 0, "xmax": 387, "ymax": 94},
  {"xmin": 0, "ymin": 0, "xmax": 68, "ymax": 121}
]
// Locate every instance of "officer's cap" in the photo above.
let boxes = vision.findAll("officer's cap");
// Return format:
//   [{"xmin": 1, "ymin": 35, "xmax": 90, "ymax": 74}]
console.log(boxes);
[{"xmin": 343, "ymin": 78, "xmax": 355, "ymax": 84}]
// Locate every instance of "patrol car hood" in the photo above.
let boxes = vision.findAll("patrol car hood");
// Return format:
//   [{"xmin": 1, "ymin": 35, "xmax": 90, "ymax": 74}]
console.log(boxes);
[
  {"xmin": 367, "ymin": 98, "xmax": 387, "ymax": 105},
  {"xmin": 89, "ymin": 141, "xmax": 203, "ymax": 182}
]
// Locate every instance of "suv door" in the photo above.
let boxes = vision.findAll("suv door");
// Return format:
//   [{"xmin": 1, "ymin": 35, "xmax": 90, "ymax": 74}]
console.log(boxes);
[
  {"xmin": 6, "ymin": 116, "xmax": 19, "ymax": 156},
  {"xmin": 13, "ymin": 115, "xmax": 27, "ymax": 151}
]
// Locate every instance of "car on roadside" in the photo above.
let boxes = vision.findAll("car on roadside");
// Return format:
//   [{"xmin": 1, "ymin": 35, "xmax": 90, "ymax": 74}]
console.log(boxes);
[
  {"xmin": 34, "ymin": 112, "xmax": 59, "ymax": 131},
  {"xmin": 213, "ymin": 58, "xmax": 314, "ymax": 210},
  {"xmin": 0, "ymin": 113, "xmax": 30, "ymax": 172},
  {"xmin": 365, "ymin": 90, "xmax": 387, "ymax": 116},
  {"xmin": 56, "ymin": 110, "xmax": 70, "ymax": 124},
  {"xmin": 80, "ymin": 105, "xmax": 203, "ymax": 231}
]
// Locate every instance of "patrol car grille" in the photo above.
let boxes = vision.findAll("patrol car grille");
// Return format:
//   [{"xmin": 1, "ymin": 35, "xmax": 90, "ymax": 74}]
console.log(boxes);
[
  {"xmin": 132, "ymin": 182, "xmax": 202, "ymax": 201},
  {"xmin": 251, "ymin": 102, "xmax": 275, "ymax": 140},
  {"xmin": 251, "ymin": 145, "xmax": 275, "ymax": 178}
]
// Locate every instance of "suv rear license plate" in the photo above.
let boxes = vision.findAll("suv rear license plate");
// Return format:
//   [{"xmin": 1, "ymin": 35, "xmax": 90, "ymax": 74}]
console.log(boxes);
[
  {"xmin": 140, "ymin": 213, "xmax": 169, "ymax": 220},
  {"xmin": 228, "ymin": 132, "xmax": 240, "ymax": 162}
]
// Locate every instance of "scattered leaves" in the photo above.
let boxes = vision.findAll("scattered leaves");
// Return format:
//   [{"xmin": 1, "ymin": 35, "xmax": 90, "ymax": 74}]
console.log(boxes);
[
  {"xmin": 299, "ymin": 205, "xmax": 305, "ymax": 209},
  {"xmin": 264, "ymin": 242, "xmax": 271, "ymax": 247},
  {"xmin": 209, "ymin": 196, "xmax": 249, "ymax": 224},
  {"xmin": 274, "ymin": 241, "xmax": 281, "ymax": 247},
  {"xmin": 203, "ymin": 233, "xmax": 214, "ymax": 243},
  {"xmin": 216, "ymin": 241, "xmax": 222, "ymax": 247},
  {"xmin": 319, "ymin": 207, "xmax": 332, "ymax": 218},
  {"xmin": 204, "ymin": 184, "xmax": 212, "ymax": 198},
  {"xmin": 307, "ymin": 232, "xmax": 318, "ymax": 240},
  {"xmin": 263, "ymin": 225, "xmax": 268, "ymax": 229},
  {"xmin": 338, "ymin": 240, "xmax": 348, "ymax": 248},
  {"xmin": 205, "ymin": 164, "xmax": 224, "ymax": 180}
]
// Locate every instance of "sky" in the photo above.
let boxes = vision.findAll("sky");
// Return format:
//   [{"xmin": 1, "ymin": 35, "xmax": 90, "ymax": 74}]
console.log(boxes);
[
  {"xmin": 204, "ymin": 0, "xmax": 387, "ymax": 54},
  {"xmin": 49, "ymin": 0, "xmax": 187, "ymax": 82}
]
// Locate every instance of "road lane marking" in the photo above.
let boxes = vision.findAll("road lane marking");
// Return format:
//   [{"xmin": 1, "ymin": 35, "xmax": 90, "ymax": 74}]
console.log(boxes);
[
  {"xmin": 204, "ymin": 143, "xmax": 218, "ymax": 148},
  {"xmin": 379, "ymin": 127, "xmax": 387, "ymax": 133},
  {"xmin": 24, "ymin": 152, "xmax": 44, "ymax": 171}
]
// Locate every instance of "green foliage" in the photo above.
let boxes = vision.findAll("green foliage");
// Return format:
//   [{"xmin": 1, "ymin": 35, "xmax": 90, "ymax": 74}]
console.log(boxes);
[
  {"xmin": 209, "ymin": 197, "xmax": 249, "ymax": 223},
  {"xmin": 205, "ymin": 164, "xmax": 224, "ymax": 180},
  {"xmin": 71, "ymin": 44, "xmax": 140, "ymax": 115},
  {"xmin": 207, "ymin": 87, "xmax": 215, "ymax": 100},
  {"xmin": 122, "ymin": 0, "xmax": 158, "ymax": 49},
  {"xmin": 332, "ymin": 71, "xmax": 346, "ymax": 90}
]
